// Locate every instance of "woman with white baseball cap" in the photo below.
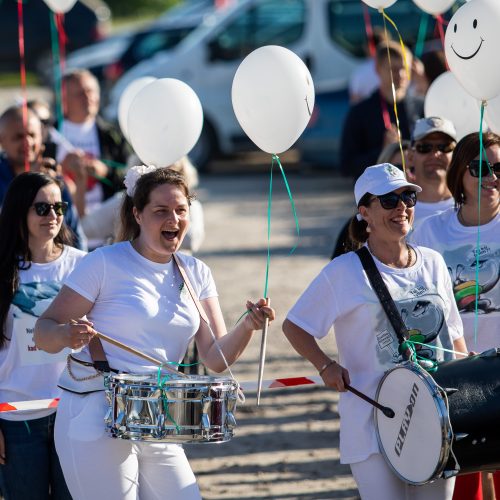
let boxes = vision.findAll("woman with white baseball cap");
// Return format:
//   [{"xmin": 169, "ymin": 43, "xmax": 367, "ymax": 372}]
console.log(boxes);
[{"xmin": 283, "ymin": 163, "xmax": 467, "ymax": 499}]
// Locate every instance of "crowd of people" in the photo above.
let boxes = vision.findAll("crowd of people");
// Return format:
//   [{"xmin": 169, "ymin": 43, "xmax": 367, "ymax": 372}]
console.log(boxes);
[{"xmin": 0, "ymin": 36, "xmax": 497, "ymax": 500}]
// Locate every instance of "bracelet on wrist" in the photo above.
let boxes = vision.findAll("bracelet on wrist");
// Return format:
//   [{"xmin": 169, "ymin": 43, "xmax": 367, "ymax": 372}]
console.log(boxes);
[{"xmin": 318, "ymin": 360, "xmax": 336, "ymax": 376}]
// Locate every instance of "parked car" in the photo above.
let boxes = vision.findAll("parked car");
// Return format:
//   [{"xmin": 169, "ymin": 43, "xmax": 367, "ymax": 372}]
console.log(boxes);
[
  {"xmin": 0, "ymin": 0, "xmax": 110, "ymax": 73},
  {"xmin": 105, "ymin": 0, "xmax": 458, "ymax": 170},
  {"xmin": 64, "ymin": 0, "xmax": 215, "ymax": 99}
]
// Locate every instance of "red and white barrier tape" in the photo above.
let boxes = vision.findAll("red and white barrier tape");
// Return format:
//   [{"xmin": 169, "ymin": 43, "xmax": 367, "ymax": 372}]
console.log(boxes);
[{"xmin": 0, "ymin": 375, "xmax": 325, "ymax": 413}]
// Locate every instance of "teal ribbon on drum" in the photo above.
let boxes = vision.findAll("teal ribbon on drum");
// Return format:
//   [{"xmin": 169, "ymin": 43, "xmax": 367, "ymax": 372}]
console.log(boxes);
[{"xmin": 156, "ymin": 362, "xmax": 199, "ymax": 433}]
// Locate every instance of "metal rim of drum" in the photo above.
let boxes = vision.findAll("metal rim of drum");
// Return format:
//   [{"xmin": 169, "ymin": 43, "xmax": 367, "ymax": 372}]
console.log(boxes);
[{"xmin": 374, "ymin": 362, "xmax": 453, "ymax": 485}]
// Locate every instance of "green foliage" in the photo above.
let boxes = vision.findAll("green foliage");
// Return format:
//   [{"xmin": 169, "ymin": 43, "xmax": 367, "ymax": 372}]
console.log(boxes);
[{"xmin": 106, "ymin": 0, "xmax": 180, "ymax": 18}]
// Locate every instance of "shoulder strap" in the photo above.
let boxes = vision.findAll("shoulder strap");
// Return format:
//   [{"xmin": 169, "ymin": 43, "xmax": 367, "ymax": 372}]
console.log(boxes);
[
  {"xmin": 88, "ymin": 336, "xmax": 111, "ymax": 373},
  {"xmin": 355, "ymin": 247, "xmax": 410, "ymax": 358},
  {"xmin": 173, "ymin": 253, "xmax": 210, "ymax": 325}
]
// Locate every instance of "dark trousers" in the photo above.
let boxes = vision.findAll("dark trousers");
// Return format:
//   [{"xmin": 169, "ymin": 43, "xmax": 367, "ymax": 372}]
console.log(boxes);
[{"xmin": 0, "ymin": 413, "xmax": 71, "ymax": 500}]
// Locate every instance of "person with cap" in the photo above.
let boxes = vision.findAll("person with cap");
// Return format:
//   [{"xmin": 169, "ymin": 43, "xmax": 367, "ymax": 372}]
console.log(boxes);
[
  {"xmin": 283, "ymin": 163, "xmax": 467, "ymax": 500},
  {"xmin": 407, "ymin": 116, "xmax": 457, "ymax": 228}
]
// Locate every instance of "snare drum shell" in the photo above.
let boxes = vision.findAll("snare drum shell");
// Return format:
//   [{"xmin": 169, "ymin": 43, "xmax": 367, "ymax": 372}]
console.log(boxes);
[{"xmin": 105, "ymin": 374, "xmax": 238, "ymax": 444}]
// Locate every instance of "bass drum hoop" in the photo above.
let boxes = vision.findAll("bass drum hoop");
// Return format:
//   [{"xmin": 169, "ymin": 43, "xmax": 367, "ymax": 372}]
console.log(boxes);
[{"xmin": 374, "ymin": 362, "xmax": 454, "ymax": 485}]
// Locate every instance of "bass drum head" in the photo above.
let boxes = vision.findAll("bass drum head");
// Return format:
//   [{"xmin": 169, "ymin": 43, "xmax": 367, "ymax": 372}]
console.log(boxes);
[{"xmin": 375, "ymin": 365, "xmax": 450, "ymax": 485}]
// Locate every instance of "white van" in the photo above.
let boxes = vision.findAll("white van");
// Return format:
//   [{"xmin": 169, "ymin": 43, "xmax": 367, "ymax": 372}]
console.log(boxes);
[{"xmin": 105, "ymin": 0, "xmax": 440, "ymax": 169}]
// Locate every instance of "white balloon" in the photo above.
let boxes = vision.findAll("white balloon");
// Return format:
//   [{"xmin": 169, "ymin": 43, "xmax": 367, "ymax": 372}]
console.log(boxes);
[
  {"xmin": 485, "ymin": 94, "xmax": 500, "ymax": 135},
  {"xmin": 127, "ymin": 79, "xmax": 203, "ymax": 167},
  {"xmin": 445, "ymin": 0, "xmax": 500, "ymax": 101},
  {"xmin": 412, "ymin": 0, "xmax": 454, "ymax": 16},
  {"xmin": 43, "ymin": 0, "xmax": 77, "ymax": 13},
  {"xmin": 424, "ymin": 71, "xmax": 482, "ymax": 140},
  {"xmin": 118, "ymin": 77, "xmax": 156, "ymax": 141},
  {"xmin": 231, "ymin": 45, "xmax": 315, "ymax": 154},
  {"xmin": 361, "ymin": 0, "xmax": 397, "ymax": 9}
]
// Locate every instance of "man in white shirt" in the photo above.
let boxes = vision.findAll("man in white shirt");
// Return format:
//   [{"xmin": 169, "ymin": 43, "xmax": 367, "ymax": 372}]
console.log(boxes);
[
  {"xmin": 408, "ymin": 116, "xmax": 457, "ymax": 227},
  {"xmin": 55, "ymin": 69, "xmax": 130, "ymax": 248}
]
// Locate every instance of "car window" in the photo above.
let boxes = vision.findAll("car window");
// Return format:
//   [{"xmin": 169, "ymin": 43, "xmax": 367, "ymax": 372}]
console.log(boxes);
[
  {"xmin": 209, "ymin": 0, "xmax": 305, "ymax": 61},
  {"xmin": 131, "ymin": 27, "xmax": 195, "ymax": 61},
  {"xmin": 326, "ymin": 0, "xmax": 466, "ymax": 58}
]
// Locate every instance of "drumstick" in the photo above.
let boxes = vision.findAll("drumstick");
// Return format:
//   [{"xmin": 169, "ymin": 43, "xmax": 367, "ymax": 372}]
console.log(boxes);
[
  {"xmin": 345, "ymin": 383, "xmax": 395, "ymax": 419},
  {"xmin": 70, "ymin": 320, "xmax": 187, "ymax": 378},
  {"xmin": 256, "ymin": 297, "xmax": 270, "ymax": 406}
]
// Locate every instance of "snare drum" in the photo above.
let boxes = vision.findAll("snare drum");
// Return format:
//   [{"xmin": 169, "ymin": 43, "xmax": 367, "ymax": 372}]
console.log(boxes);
[
  {"xmin": 375, "ymin": 348, "xmax": 500, "ymax": 485},
  {"xmin": 104, "ymin": 373, "xmax": 238, "ymax": 443}
]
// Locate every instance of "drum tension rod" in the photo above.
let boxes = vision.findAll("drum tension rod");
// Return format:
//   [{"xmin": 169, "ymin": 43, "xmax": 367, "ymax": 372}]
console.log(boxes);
[{"xmin": 345, "ymin": 384, "xmax": 395, "ymax": 419}]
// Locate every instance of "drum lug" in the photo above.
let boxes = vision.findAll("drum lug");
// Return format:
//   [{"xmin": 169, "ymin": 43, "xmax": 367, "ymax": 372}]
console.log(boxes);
[
  {"xmin": 155, "ymin": 413, "xmax": 165, "ymax": 438},
  {"xmin": 442, "ymin": 387, "xmax": 458, "ymax": 396},
  {"xmin": 443, "ymin": 469, "xmax": 459, "ymax": 479},
  {"xmin": 201, "ymin": 396, "xmax": 212, "ymax": 432},
  {"xmin": 226, "ymin": 411, "xmax": 237, "ymax": 429}
]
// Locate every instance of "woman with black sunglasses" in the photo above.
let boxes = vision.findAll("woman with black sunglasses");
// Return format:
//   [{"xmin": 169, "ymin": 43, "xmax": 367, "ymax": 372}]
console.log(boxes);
[
  {"xmin": 0, "ymin": 172, "xmax": 85, "ymax": 499},
  {"xmin": 412, "ymin": 132, "xmax": 500, "ymax": 500},
  {"xmin": 283, "ymin": 163, "xmax": 467, "ymax": 499}
]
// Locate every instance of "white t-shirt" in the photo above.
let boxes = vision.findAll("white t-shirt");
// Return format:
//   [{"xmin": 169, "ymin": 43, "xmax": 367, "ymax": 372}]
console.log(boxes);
[
  {"xmin": 412, "ymin": 207, "xmax": 499, "ymax": 352},
  {"xmin": 58, "ymin": 119, "xmax": 104, "ymax": 217},
  {"xmin": 65, "ymin": 242, "xmax": 218, "ymax": 374},
  {"xmin": 412, "ymin": 197, "xmax": 454, "ymax": 229},
  {"xmin": 286, "ymin": 246, "xmax": 463, "ymax": 464},
  {"xmin": 0, "ymin": 246, "xmax": 86, "ymax": 421},
  {"xmin": 348, "ymin": 59, "xmax": 380, "ymax": 101}
]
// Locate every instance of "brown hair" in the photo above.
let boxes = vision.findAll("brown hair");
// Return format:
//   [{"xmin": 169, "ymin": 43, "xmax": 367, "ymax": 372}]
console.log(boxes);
[
  {"xmin": 375, "ymin": 40, "xmax": 411, "ymax": 65},
  {"xmin": 348, "ymin": 193, "xmax": 373, "ymax": 248},
  {"xmin": 117, "ymin": 167, "xmax": 192, "ymax": 242},
  {"xmin": 447, "ymin": 131, "xmax": 500, "ymax": 207}
]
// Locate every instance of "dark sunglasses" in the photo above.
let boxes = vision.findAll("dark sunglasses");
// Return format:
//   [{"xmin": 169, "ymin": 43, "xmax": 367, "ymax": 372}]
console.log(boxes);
[
  {"xmin": 373, "ymin": 190, "xmax": 417, "ymax": 210},
  {"xmin": 32, "ymin": 201, "xmax": 68, "ymax": 216},
  {"xmin": 415, "ymin": 142, "xmax": 455, "ymax": 154},
  {"xmin": 468, "ymin": 159, "xmax": 500, "ymax": 178}
]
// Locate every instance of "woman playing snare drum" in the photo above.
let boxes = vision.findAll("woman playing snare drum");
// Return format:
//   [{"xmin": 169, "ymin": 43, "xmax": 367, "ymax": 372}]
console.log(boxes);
[
  {"xmin": 412, "ymin": 132, "xmax": 500, "ymax": 500},
  {"xmin": 283, "ymin": 163, "xmax": 467, "ymax": 500},
  {"xmin": 35, "ymin": 167, "xmax": 275, "ymax": 500}
]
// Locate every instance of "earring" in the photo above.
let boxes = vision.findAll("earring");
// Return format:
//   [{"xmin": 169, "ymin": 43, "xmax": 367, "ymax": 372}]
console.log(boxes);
[{"xmin": 366, "ymin": 225, "xmax": 372, "ymax": 233}]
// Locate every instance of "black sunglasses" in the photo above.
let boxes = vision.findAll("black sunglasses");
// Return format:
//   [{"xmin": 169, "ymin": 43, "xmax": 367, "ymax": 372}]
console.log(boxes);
[
  {"xmin": 468, "ymin": 159, "xmax": 500, "ymax": 178},
  {"xmin": 373, "ymin": 190, "xmax": 417, "ymax": 210},
  {"xmin": 415, "ymin": 142, "xmax": 455, "ymax": 154},
  {"xmin": 32, "ymin": 201, "xmax": 68, "ymax": 216}
]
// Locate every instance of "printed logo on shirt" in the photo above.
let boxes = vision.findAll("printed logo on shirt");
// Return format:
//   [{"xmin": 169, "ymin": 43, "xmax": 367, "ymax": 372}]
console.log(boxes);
[
  {"xmin": 444, "ymin": 244, "xmax": 500, "ymax": 315},
  {"xmin": 12, "ymin": 281, "xmax": 69, "ymax": 366},
  {"xmin": 375, "ymin": 285, "xmax": 451, "ymax": 366}
]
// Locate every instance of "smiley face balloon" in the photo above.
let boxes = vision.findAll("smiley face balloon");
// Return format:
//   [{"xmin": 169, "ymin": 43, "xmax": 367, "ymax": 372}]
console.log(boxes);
[{"xmin": 445, "ymin": 0, "xmax": 500, "ymax": 102}]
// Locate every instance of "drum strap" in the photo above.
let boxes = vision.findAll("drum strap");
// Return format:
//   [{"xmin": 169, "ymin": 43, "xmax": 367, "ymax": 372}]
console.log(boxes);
[
  {"xmin": 173, "ymin": 254, "xmax": 209, "ymax": 324},
  {"xmin": 89, "ymin": 336, "xmax": 111, "ymax": 373},
  {"xmin": 356, "ymin": 247, "xmax": 410, "ymax": 360},
  {"xmin": 173, "ymin": 254, "xmax": 240, "ymax": 388}
]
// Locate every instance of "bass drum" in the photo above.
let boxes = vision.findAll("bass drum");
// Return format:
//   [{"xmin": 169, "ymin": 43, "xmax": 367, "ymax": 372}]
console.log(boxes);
[{"xmin": 374, "ymin": 349, "xmax": 500, "ymax": 485}]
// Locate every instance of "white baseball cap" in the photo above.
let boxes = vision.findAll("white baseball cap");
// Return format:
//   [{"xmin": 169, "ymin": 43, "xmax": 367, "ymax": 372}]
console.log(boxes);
[
  {"xmin": 412, "ymin": 116, "xmax": 457, "ymax": 142},
  {"xmin": 354, "ymin": 163, "xmax": 422, "ymax": 206}
]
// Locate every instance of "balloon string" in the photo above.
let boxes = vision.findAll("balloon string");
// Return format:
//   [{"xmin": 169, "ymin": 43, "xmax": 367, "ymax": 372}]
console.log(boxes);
[
  {"xmin": 50, "ymin": 11, "xmax": 64, "ymax": 130},
  {"xmin": 406, "ymin": 340, "xmax": 468, "ymax": 358},
  {"xmin": 55, "ymin": 13, "xmax": 67, "ymax": 112},
  {"xmin": 435, "ymin": 15, "xmax": 446, "ymax": 51},
  {"xmin": 381, "ymin": 11, "xmax": 406, "ymax": 175},
  {"xmin": 362, "ymin": 3, "xmax": 376, "ymax": 57},
  {"xmin": 474, "ymin": 104, "xmax": 486, "ymax": 346},
  {"xmin": 273, "ymin": 154, "xmax": 300, "ymax": 255},
  {"xmin": 17, "ymin": 0, "xmax": 29, "ymax": 172},
  {"xmin": 381, "ymin": 10, "xmax": 411, "ymax": 81},
  {"xmin": 414, "ymin": 12, "xmax": 429, "ymax": 59}
]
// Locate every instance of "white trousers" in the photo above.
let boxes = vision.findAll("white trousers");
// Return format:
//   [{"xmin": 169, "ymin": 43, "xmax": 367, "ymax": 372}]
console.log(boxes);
[
  {"xmin": 54, "ymin": 391, "xmax": 201, "ymax": 500},
  {"xmin": 350, "ymin": 453, "xmax": 455, "ymax": 500}
]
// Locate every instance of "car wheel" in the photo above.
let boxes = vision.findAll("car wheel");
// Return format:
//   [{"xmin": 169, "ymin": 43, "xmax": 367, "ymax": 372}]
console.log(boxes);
[{"xmin": 189, "ymin": 121, "xmax": 218, "ymax": 172}]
